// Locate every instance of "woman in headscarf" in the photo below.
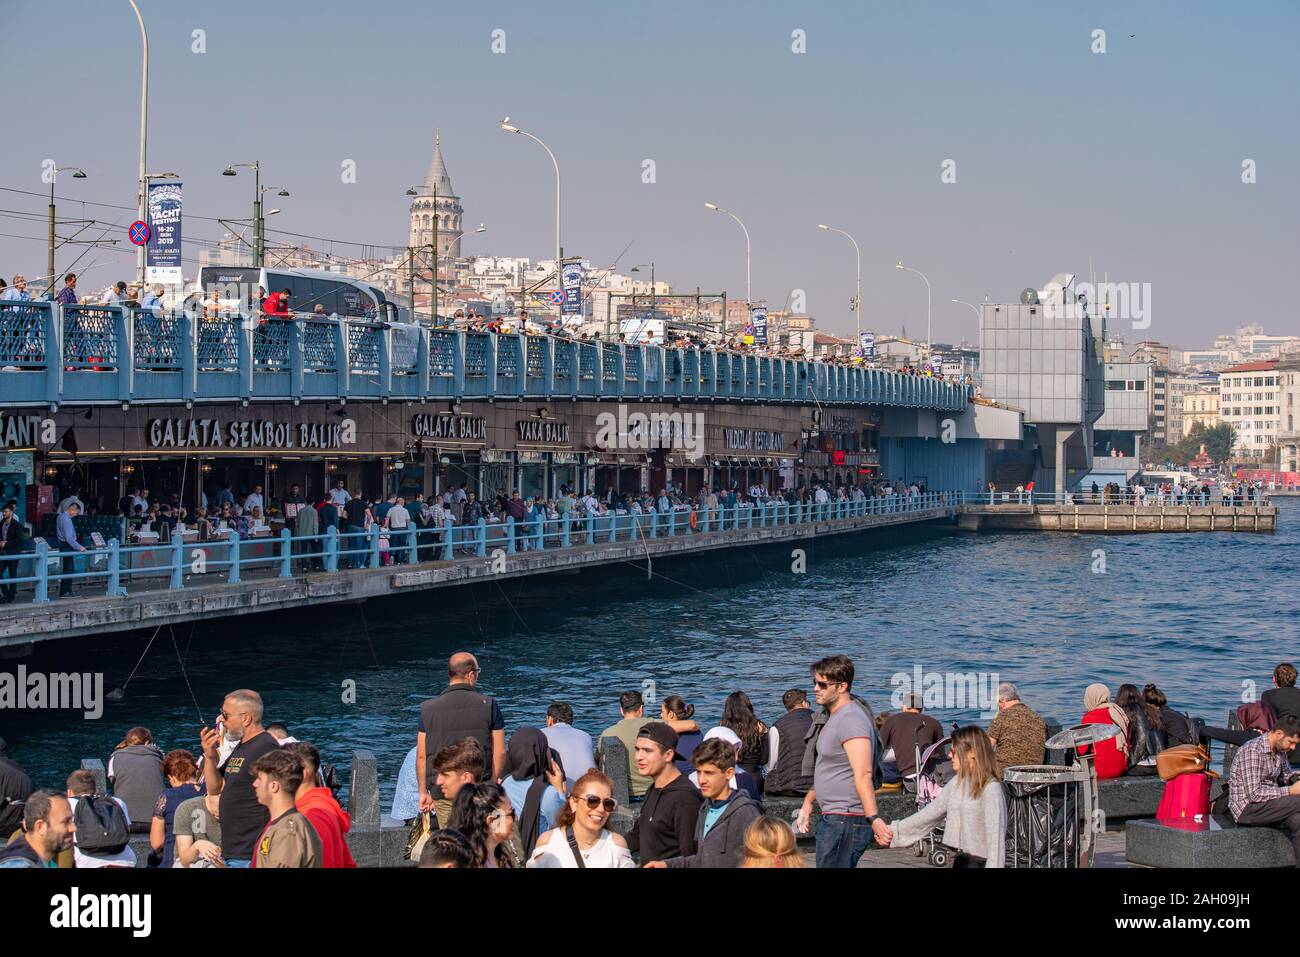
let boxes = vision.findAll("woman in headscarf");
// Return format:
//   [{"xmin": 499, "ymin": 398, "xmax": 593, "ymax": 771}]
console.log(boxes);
[
  {"xmin": 500, "ymin": 727, "xmax": 567, "ymax": 858},
  {"xmin": 1080, "ymin": 683, "xmax": 1129, "ymax": 779}
]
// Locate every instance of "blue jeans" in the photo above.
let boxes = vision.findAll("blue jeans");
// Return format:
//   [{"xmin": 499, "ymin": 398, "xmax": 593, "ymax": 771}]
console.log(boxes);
[
  {"xmin": 816, "ymin": 812, "xmax": 873, "ymax": 869},
  {"xmin": 346, "ymin": 525, "xmax": 365, "ymax": 568},
  {"xmin": 224, "ymin": 858, "xmax": 251, "ymax": 868}
]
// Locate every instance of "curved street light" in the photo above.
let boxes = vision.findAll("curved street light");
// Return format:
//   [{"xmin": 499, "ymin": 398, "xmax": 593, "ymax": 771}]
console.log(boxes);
[
  {"xmin": 818, "ymin": 224, "xmax": 861, "ymax": 349},
  {"xmin": 950, "ymin": 298, "xmax": 981, "ymax": 322},
  {"xmin": 705, "ymin": 202, "xmax": 750, "ymax": 306},
  {"xmin": 501, "ymin": 117, "xmax": 562, "ymax": 303},
  {"xmin": 48, "ymin": 166, "xmax": 86, "ymax": 297},
  {"xmin": 896, "ymin": 261, "xmax": 932, "ymax": 350}
]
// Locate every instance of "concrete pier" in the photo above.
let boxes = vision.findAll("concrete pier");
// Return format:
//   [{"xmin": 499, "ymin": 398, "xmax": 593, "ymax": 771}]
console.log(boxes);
[{"xmin": 958, "ymin": 503, "xmax": 1276, "ymax": 534}]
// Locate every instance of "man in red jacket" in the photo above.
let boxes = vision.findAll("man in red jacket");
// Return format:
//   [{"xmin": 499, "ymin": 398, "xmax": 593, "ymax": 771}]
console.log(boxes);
[
  {"xmin": 262, "ymin": 288, "xmax": 292, "ymax": 319},
  {"xmin": 288, "ymin": 742, "xmax": 356, "ymax": 868}
]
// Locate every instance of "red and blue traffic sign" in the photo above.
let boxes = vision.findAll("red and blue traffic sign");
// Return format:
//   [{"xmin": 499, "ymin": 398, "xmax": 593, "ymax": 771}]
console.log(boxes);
[
  {"xmin": 549, "ymin": 290, "xmax": 564, "ymax": 304},
  {"xmin": 128, "ymin": 221, "xmax": 151, "ymax": 245}
]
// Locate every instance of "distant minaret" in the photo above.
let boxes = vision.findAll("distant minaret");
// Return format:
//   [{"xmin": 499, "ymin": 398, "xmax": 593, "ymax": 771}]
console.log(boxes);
[{"xmin": 409, "ymin": 130, "xmax": 463, "ymax": 260}]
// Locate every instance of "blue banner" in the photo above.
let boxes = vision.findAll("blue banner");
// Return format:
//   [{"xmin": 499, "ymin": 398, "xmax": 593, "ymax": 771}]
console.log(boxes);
[
  {"xmin": 560, "ymin": 260, "xmax": 582, "ymax": 318},
  {"xmin": 146, "ymin": 181, "xmax": 183, "ymax": 284},
  {"xmin": 750, "ymin": 305, "xmax": 768, "ymax": 345},
  {"xmin": 859, "ymin": 330, "xmax": 875, "ymax": 358}
]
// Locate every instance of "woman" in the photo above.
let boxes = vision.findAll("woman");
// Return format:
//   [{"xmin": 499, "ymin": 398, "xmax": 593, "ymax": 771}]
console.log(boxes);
[
  {"xmin": 500, "ymin": 728, "xmax": 567, "ymax": 858},
  {"xmin": 107, "ymin": 726, "xmax": 165, "ymax": 833},
  {"xmin": 721, "ymin": 691, "xmax": 769, "ymax": 787},
  {"xmin": 446, "ymin": 782, "xmax": 515, "ymax": 868},
  {"xmin": 173, "ymin": 790, "xmax": 222, "ymax": 868},
  {"xmin": 1143, "ymin": 684, "xmax": 1194, "ymax": 747},
  {"xmin": 1117, "ymin": 682, "xmax": 1162, "ymax": 775},
  {"xmin": 741, "ymin": 815, "xmax": 806, "ymax": 868},
  {"xmin": 661, "ymin": 695, "xmax": 703, "ymax": 773},
  {"xmin": 881, "ymin": 726, "xmax": 1007, "ymax": 868},
  {"xmin": 526, "ymin": 769, "xmax": 634, "ymax": 868},
  {"xmin": 150, "ymin": 749, "xmax": 204, "ymax": 869},
  {"xmin": 1080, "ymin": 684, "xmax": 1128, "ymax": 779}
]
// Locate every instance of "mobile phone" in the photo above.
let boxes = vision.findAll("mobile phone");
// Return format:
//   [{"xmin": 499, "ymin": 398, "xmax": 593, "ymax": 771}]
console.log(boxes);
[{"xmin": 216, "ymin": 718, "xmax": 225, "ymax": 737}]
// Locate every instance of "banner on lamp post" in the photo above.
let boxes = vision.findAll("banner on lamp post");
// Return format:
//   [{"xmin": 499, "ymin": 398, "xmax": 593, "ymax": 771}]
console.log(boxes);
[{"xmin": 146, "ymin": 181, "xmax": 183, "ymax": 286}]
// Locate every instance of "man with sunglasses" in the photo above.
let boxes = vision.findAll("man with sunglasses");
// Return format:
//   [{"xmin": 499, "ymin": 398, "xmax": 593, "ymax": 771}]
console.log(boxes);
[
  {"xmin": 796, "ymin": 655, "xmax": 888, "ymax": 868},
  {"xmin": 417, "ymin": 653, "xmax": 506, "ymax": 826},
  {"xmin": 199, "ymin": 688, "xmax": 280, "ymax": 867}
]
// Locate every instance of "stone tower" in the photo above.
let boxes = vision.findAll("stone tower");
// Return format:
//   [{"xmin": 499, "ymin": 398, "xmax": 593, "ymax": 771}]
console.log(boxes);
[{"xmin": 409, "ymin": 131, "xmax": 463, "ymax": 260}]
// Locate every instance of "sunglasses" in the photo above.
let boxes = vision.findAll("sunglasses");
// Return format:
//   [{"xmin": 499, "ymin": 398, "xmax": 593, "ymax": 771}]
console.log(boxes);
[
  {"xmin": 813, "ymin": 679, "xmax": 839, "ymax": 690},
  {"xmin": 577, "ymin": 794, "xmax": 617, "ymax": 813}
]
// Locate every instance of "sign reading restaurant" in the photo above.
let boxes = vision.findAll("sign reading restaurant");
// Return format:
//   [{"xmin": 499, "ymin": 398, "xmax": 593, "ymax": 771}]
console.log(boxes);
[
  {"xmin": 517, "ymin": 419, "xmax": 571, "ymax": 444},
  {"xmin": 148, "ymin": 418, "xmax": 347, "ymax": 450},
  {"xmin": 723, "ymin": 428, "xmax": 786, "ymax": 451},
  {"xmin": 412, "ymin": 413, "xmax": 487, "ymax": 441}
]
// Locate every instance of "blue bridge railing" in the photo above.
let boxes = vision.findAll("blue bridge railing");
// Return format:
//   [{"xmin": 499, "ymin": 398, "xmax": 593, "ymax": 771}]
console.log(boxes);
[{"xmin": 0, "ymin": 301, "xmax": 970, "ymax": 410}]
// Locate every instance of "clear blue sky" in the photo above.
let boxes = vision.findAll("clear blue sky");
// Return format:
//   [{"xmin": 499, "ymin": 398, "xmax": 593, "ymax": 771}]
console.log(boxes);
[{"xmin": 1, "ymin": 0, "xmax": 1296, "ymax": 347}]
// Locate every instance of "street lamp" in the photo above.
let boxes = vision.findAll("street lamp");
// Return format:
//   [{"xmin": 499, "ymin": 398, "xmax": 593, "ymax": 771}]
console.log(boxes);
[
  {"xmin": 631, "ymin": 262, "xmax": 657, "ymax": 334},
  {"xmin": 500, "ymin": 117, "xmax": 562, "ymax": 308},
  {"xmin": 704, "ymin": 202, "xmax": 750, "ymax": 306},
  {"xmin": 895, "ymin": 261, "xmax": 932, "ymax": 350},
  {"xmin": 818, "ymin": 224, "xmax": 861, "ymax": 350},
  {"xmin": 223, "ymin": 163, "xmax": 285, "ymax": 267},
  {"xmin": 48, "ymin": 167, "xmax": 86, "ymax": 298},
  {"xmin": 127, "ymin": 0, "xmax": 149, "ymax": 288},
  {"xmin": 950, "ymin": 298, "xmax": 981, "ymax": 321}
]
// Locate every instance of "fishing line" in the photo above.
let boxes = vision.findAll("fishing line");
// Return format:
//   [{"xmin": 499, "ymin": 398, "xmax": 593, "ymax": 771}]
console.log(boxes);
[
  {"xmin": 105, "ymin": 624, "xmax": 163, "ymax": 701},
  {"xmin": 166, "ymin": 622, "xmax": 205, "ymax": 724}
]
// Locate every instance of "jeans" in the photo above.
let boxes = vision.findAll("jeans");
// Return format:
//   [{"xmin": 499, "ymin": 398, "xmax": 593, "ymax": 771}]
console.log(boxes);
[
  {"xmin": 346, "ymin": 524, "xmax": 366, "ymax": 568},
  {"xmin": 58, "ymin": 547, "xmax": 80, "ymax": 597},
  {"xmin": 224, "ymin": 858, "xmax": 251, "ymax": 868},
  {"xmin": 816, "ymin": 812, "xmax": 874, "ymax": 868},
  {"xmin": 1236, "ymin": 796, "xmax": 1300, "ymax": 865},
  {"xmin": 0, "ymin": 556, "xmax": 15, "ymax": 603}
]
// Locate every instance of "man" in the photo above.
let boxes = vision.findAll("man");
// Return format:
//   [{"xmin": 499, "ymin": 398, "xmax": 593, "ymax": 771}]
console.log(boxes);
[
  {"xmin": 796, "ymin": 654, "xmax": 889, "ymax": 868},
  {"xmin": 0, "ymin": 736, "xmax": 34, "ymax": 839},
  {"xmin": 880, "ymin": 692, "xmax": 943, "ymax": 780},
  {"xmin": 55, "ymin": 272, "xmax": 78, "ymax": 305},
  {"xmin": 342, "ymin": 493, "xmax": 370, "ymax": 568},
  {"xmin": 266, "ymin": 722, "xmax": 299, "ymax": 746},
  {"xmin": 288, "ymin": 742, "xmax": 355, "ymax": 868},
  {"xmin": 249, "ymin": 749, "xmax": 321, "ymax": 868},
  {"xmin": 416, "ymin": 653, "xmax": 506, "ymax": 825},
  {"xmin": 328, "ymin": 479, "xmax": 352, "ymax": 507},
  {"xmin": 627, "ymin": 722, "xmax": 699, "ymax": 863},
  {"xmin": 0, "ymin": 274, "xmax": 30, "ymax": 301},
  {"xmin": 543, "ymin": 702, "xmax": 595, "ymax": 787},
  {"xmin": 281, "ymin": 483, "xmax": 306, "ymax": 521},
  {"xmin": 102, "ymin": 280, "xmax": 128, "ymax": 305},
  {"xmin": 764, "ymin": 688, "xmax": 815, "ymax": 797},
  {"xmin": 0, "ymin": 790, "xmax": 75, "ymax": 867},
  {"xmin": 384, "ymin": 495, "xmax": 411, "ymax": 564},
  {"xmin": 199, "ymin": 688, "xmax": 281, "ymax": 867},
  {"xmin": 55, "ymin": 501, "xmax": 85, "ymax": 598},
  {"xmin": 987, "ymin": 682, "xmax": 1047, "ymax": 774},
  {"xmin": 645, "ymin": 737, "xmax": 760, "ymax": 869},
  {"xmin": 373, "ymin": 493, "xmax": 396, "ymax": 525},
  {"xmin": 431, "ymin": 738, "xmax": 487, "ymax": 818},
  {"xmin": 65, "ymin": 770, "xmax": 135, "ymax": 868},
  {"xmin": 600, "ymin": 691, "xmax": 654, "ymax": 799},
  {"xmin": 243, "ymin": 485, "xmax": 264, "ymax": 515},
  {"xmin": 0, "ymin": 501, "xmax": 28, "ymax": 604},
  {"xmin": 140, "ymin": 284, "xmax": 165, "ymax": 313},
  {"xmin": 1229, "ymin": 714, "xmax": 1300, "ymax": 864}
]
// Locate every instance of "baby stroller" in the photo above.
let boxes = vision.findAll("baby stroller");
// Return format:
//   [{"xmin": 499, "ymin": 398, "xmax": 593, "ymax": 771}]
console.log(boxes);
[{"xmin": 902, "ymin": 735, "xmax": 956, "ymax": 867}]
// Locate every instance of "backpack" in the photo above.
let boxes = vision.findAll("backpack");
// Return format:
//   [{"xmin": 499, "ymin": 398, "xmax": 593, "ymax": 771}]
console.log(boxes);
[{"xmin": 74, "ymin": 795, "xmax": 130, "ymax": 856}]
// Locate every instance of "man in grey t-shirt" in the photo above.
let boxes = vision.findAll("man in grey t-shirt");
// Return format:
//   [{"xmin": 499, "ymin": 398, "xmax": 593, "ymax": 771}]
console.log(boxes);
[{"xmin": 796, "ymin": 654, "xmax": 890, "ymax": 868}]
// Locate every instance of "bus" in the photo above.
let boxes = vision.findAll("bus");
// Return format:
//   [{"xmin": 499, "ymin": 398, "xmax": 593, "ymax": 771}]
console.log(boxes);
[{"xmin": 195, "ymin": 266, "xmax": 397, "ymax": 322}]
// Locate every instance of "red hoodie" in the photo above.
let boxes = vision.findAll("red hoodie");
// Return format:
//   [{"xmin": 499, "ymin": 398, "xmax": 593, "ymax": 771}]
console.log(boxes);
[{"xmin": 296, "ymin": 787, "xmax": 357, "ymax": 868}]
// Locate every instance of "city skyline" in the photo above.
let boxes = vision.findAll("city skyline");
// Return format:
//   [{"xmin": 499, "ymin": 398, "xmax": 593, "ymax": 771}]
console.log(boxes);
[{"xmin": 1, "ymin": 0, "xmax": 1296, "ymax": 347}]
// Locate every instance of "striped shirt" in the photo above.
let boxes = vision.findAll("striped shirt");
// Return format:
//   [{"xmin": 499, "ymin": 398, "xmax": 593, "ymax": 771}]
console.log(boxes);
[{"xmin": 1228, "ymin": 734, "xmax": 1293, "ymax": 820}]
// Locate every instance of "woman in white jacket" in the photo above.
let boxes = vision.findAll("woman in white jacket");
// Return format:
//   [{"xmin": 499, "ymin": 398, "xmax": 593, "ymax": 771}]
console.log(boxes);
[{"xmin": 879, "ymin": 725, "xmax": 1007, "ymax": 868}]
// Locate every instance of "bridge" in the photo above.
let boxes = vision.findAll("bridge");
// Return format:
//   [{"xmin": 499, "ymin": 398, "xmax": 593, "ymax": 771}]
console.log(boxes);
[{"xmin": 0, "ymin": 301, "xmax": 969, "ymax": 410}]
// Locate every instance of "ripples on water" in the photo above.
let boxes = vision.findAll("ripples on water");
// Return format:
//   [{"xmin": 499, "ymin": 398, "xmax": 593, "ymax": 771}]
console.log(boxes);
[{"xmin": 6, "ymin": 499, "xmax": 1298, "ymax": 804}]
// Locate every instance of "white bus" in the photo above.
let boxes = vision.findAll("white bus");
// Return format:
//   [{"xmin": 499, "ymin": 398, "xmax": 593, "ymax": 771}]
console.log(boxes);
[{"xmin": 195, "ymin": 266, "xmax": 397, "ymax": 322}]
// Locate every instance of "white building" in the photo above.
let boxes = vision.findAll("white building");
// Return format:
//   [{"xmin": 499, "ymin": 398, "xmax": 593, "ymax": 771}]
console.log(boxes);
[{"xmin": 1218, "ymin": 359, "xmax": 1281, "ymax": 459}]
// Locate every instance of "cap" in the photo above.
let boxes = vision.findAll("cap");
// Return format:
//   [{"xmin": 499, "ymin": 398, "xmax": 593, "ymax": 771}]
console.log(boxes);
[
  {"xmin": 703, "ymin": 726, "xmax": 742, "ymax": 748},
  {"xmin": 638, "ymin": 721, "xmax": 678, "ymax": 753}
]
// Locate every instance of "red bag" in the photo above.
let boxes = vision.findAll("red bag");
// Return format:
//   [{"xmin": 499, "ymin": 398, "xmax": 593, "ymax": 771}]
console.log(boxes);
[{"xmin": 1156, "ymin": 771, "xmax": 1211, "ymax": 824}]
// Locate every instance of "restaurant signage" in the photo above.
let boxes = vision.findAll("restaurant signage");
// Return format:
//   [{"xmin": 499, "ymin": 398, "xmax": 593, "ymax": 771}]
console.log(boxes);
[
  {"xmin": 517, "ymin": 419, "xmax": 571, "ymax": 444},
  {"xmin": 148, "ymin": 418, "xmax": 346, "ymax": 450},
  {"xmin": 723, "ymin": 428, "xmax": 786, "ymax": 451},
  {"xmin": 412, "ymin": 414, "xmax": 488, "ymax": 441}
]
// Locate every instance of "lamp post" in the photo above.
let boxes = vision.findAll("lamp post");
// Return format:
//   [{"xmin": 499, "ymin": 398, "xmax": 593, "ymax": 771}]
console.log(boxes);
[
  {"xmin": 127, "ymin": 0, "xmax": 149, "ymax": 289},
  {"xmin": 631, "ymin": 262, "xmax": 656, "ymax": 335},
  {"xmin": 500, "ymin": 117, "xmax": 561, "ymax": 310},
  {"xmin": 895, "ymin": 261, "xmax": 932, "ymax": 350},
  {"xmin": 950, "ymin": 298, "xmax": 981, "ymax": 322},
  {"xmin": 818, "ymin": 224, "xmax": 861, "ymax": 349},
  {"xmin": 48, "ymin": 167, "xmax": 86, "ymax": 298},
  {"xmin": 704, "ymin": 202, "xmax": 750, "ymax": 306}
]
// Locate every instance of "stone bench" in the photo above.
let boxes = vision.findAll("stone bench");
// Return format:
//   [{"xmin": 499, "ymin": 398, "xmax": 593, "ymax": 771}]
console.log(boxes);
[
  {"xmin": 1097, "ymin": 775, "xmax": 1166, "ymax": 824},
  {"xmin": 1126, "ymin": 816, "xmax": 1296, "ymax": 868}
]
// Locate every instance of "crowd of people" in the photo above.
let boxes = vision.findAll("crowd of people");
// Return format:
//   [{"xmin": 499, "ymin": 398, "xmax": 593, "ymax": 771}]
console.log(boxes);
[{"xmin": 982, "ymin": 478, "xmax": 1268, "ymax": 506}]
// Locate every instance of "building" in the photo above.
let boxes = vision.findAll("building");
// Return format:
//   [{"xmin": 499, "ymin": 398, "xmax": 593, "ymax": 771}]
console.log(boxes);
[
  {"xmin": 408, "ymin": 131, "xmax": 463, "ymax": 262},
  {"xmin": 1166, "ymin": 371, "xmax": 1219, "ymax": 440},
  {"xmin": 1129, "ymin": 340, "xmax": 1175, "ymax": 369},
  {"xmin": 1218, "ymin": 359, "xmax": 1281, "ymax": 460},
  {"xmin": 1149, "ymin": 365, "xmax": 1168, "ymax": 444},
  {"xmin": 1275, "ymin": 358, "xmax": 1300, "ymax": 472},
  {"xmin": 1182, "ymin": 388, "xmax": 1220, "ymax": 437},
  {"xmin": 1094, "ymin": 361, "xmax": 1150, "ymax": 475}
]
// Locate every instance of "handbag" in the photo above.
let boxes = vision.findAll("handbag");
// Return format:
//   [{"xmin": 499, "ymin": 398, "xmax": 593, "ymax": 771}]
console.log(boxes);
[
  {"xmin": 404, "ymin": 811, "xmax": 435, "ymax": 862},
  {"xmin": 1155, "ymin": 744, "xmax": 1216, "ymax": 781}
]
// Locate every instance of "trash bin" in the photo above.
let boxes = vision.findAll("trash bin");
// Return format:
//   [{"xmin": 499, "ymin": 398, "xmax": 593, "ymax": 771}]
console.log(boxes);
[{"xmin": 1002, "ymin": 764, "xmax": 1090, "ymax": 868}]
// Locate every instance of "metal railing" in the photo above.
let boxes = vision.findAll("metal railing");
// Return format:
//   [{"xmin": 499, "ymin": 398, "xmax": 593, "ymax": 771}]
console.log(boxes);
[
  {"xmin": 958, "ymin": 489, "xmax": 1270, "ymax": 507},
  {"xmin": 0, "ymin": 300, "xmax": 971, "ymax": 411},
  {"xmin": 0, "ymin": 492, "xmax": 961, "ymax": 606}
]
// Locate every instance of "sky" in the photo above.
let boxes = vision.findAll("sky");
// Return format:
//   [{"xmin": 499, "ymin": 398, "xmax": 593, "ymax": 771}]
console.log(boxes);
[{"xmin": 1, "ymin": 0, "xmax": 1296, "ymax": 349}]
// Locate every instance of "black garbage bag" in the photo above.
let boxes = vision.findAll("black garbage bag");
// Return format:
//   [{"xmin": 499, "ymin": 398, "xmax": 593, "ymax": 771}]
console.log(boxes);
[{"xmin": 1002, "ymin": 768, "xmax": 1083, "ymax": 868}]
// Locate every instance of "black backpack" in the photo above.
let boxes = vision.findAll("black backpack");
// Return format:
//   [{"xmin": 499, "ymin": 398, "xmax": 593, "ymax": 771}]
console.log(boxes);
[{"xmin": 74, "ymin": 795, "xmax": 130, "ymax": 856}]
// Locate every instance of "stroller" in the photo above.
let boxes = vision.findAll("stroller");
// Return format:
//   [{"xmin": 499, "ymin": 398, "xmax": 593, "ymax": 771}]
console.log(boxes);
[{"xmin": 902, "ymin": 735, "xmax": 956, "ymax": 867}]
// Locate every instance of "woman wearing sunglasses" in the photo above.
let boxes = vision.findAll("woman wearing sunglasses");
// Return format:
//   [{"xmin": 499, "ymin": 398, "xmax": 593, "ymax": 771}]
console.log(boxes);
[
  {"xmin": 526, "ymin": 769, "xmax": 634, "ymax": 868},
  {"xmin": 446, "ymin": 782, "xmax": 516, "ymax": 868}
]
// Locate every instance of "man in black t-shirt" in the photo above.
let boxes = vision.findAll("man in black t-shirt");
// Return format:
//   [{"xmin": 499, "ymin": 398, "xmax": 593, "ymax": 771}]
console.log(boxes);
[
  {"xmin": 342, "ymin": 495, "xmax": 369, "ymax": 568},
  {"xmin": 200, "ymin": 688, "xmax": 281, "ymax": 867},
  {"xmin": 417, "ymin": 653, "xmax": 506, "ymax": 827}
]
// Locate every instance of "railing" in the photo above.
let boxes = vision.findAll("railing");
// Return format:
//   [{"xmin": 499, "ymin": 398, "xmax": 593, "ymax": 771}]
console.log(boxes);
[
  {"xmin": 0, "ymin": 492, "xmax": 961, "ymax": 606},
  {"xmin": 958, "ymin": 489, "xmax": 1271, "ymax": 507},
  {"xmin": 0, "ymin": 300, "xmax": 971, "ymax": 411}
]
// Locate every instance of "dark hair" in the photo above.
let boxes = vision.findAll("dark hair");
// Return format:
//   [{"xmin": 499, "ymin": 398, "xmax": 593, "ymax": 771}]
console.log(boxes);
[
  {"xmin": 721, "ymin": 691, "xmax": 764, "ymax": 756},
  {"xmin": 1275, "ymin": 663, "xmax": 1297, "ymax": 688},
  {"xmin": 22, "ymin": 789, "xmax": 66, "ymax": 832},
  {"xmin": 446, "ymin": 782, "xmax": 513, "ymax": 868},
  {"xmin": 287, "ymin": 742, "xmax": 320, "ymax": 780},
  {"xmin": 1117, "ymin": 682, "xmax": 1163, "ymax": 731},
  {"xmin": 546, "ymin": 702, "xmax": 574, "ymax": 725},
  {"xmin": 250, "ymin": 747, "xmax": 304, "ymax": 794},
  {"xmin": 1142, "ymin": 684, "xmax": 1167, "ymax": 710},
  {"xmin": 692, "ymin": 737, "xmax": 738, "ymax": 772},
  {"xmin": 1273, "ymin": 714, "xmax": 1300, "ymax": 736},
  {"xmin": 432, "ymin": 738, "xmax": 486, "ymax": 779},
  {"xmin": 661, "ymin": 694, "xmax": 694, "ymax": 720},
  {"xmin": 419, "ymin": 828, "xmax": 476, "ymax": 868},
  {"xmin": 66, "ymin": 769, "xmax": 97, "ymax": 796},
  {"xmin": 812, "ymin": 654, "xmax": 854, "ymax": 689},
  {"xmin": 619, "ymin": 690, "xmax": 644, "ymax": 714},
  {"xmin": 119, "ymin": 726, "xmax": 153, "ymax": 748},
  {"xmin": 554, "ymin": 769, "xmax": 615, "ymax": 830},
  {"xmin": 783, "ymin": 689, "xmax": 808, "ymax": 711},
  {"xmin": 162, "ymin": 749, "xmax": 198, "ymax": 782}
]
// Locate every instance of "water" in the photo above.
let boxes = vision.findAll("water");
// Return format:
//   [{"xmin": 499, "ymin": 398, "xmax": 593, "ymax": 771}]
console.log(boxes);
[{"xmin": 4, "ymin": 499, "xmax": 1296, "ymax": 810}]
